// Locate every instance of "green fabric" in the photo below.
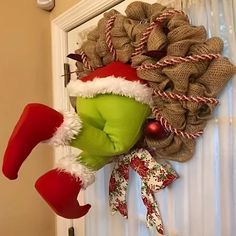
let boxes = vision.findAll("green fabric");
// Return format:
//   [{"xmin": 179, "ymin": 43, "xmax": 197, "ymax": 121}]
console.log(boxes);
[{"xmin": 70, "ymin": 94, "xmax": 151, "ymax": 170}]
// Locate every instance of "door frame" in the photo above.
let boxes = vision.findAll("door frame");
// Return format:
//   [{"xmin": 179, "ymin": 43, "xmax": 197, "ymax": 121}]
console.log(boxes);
[
  {"xmin": 51, "ymin": 0, "xmax": 124, "ymax": 110},
  {"xmin": 51, "ymin": 1, "xmax": 124, "ymax": 235}
]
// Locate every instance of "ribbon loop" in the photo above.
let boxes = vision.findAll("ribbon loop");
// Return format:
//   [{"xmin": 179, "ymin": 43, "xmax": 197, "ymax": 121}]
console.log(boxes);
[{"xmin": 130, "ymin": 149, "xmax": 177, "ymax": 192}]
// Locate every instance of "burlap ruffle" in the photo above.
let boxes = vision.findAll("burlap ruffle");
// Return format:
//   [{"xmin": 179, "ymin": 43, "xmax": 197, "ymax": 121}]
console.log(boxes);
[{"xmin": 71, "ymin": 1, "xmax": 236, "ymax": 162}]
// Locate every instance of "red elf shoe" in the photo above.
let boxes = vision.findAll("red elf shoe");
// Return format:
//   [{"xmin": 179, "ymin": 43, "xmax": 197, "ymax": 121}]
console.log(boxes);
[{"xmin": 35, "ymin": 168, "xmax": 92, "ymax": 219}]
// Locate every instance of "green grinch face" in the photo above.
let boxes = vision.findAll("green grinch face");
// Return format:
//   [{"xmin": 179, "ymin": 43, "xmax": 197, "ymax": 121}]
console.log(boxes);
[{"xmin": 70, "ymin": 94, "xmax": 151, "ymax": 170}]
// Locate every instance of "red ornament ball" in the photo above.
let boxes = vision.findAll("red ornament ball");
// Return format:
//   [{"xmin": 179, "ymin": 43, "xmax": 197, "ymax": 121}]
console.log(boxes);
[{"xmin": 143, "ymin": 120, "xmax": 168, "ymax": 140}]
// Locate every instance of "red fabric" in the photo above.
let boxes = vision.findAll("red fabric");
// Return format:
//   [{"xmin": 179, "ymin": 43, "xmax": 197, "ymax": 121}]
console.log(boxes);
[
  {"xmin": 35, "ymin": 169, "xmax": 91, "ymax": 219},
  {"xmin": 80, "ymin": 61, "xmax": 145, "ymax": 84},
  {"xmin": 2, "ymin": 103, "xmax": 63, "ymax": 180}
]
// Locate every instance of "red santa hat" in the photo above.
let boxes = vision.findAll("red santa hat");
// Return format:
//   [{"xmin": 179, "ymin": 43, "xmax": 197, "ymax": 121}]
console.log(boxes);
[{"xmin": 67, "ymin": 61, "xmax": 153, "ymax": 106}]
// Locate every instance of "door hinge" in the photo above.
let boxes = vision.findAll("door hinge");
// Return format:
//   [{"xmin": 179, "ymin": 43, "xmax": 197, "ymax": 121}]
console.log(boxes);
[
  {"xmin": 63, "ymin": 63, "xmax": 71, "ymax": 87},
  {"xmin": 68, "ymin": 226, "xmax": 75, "ymax": 236}
]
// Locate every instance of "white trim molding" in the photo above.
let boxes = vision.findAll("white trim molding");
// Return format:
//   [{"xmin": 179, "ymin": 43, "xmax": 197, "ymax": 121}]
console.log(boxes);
[{"xmin": 52, "ymin": 0, "xmax": 124, "ymax": 31}]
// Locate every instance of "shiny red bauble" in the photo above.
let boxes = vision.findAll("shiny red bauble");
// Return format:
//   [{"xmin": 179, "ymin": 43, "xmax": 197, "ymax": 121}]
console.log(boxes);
[{"xmin": 143, "ymin": 120, "xmax": 168, "ymax": 140}]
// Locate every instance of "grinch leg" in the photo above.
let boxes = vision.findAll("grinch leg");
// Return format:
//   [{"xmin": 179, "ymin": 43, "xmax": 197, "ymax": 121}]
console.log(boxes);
[
  {"xmin": 2, "ymin": 103, "xmax": 81, "ymax": 180},
  {"xmin": 71, "ymin": 95, "xmax": 150, "ymax": 162},
  {"xmin": 2, "ymin": 104, "xmax": 63, "ymax": 180},
  {"xmin": 35, "ymin": 169, "xmax": 91, "ymax": 219}
]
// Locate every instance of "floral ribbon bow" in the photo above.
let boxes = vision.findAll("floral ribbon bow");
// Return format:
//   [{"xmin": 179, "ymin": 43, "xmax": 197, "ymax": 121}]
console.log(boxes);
[{"xmin": 109, "ymin": 148, "xmax": 178, "ymax": 235}]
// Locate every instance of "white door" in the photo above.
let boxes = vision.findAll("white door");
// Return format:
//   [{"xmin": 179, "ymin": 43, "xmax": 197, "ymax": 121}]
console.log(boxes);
[
  {"xmin": 66, "ymin": 1, "xmax": 161, "ymax": 235},
  {"xmin": 53, "ymin": 0, "xmax": 236, "ymax": 235}
]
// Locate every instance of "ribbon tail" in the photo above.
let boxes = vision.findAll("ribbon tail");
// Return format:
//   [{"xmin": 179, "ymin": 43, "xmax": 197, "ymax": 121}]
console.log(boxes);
[
  {"xmin": 159, "ymin": 161, "xmax": 178, "ymax": 189},
  {"xmin": 109, "ymin": 155, "xmax": 130, "ymax": 218},
  {"xmin": 141, "ymin": 182, "xmax": 164, "ymax": 235}
]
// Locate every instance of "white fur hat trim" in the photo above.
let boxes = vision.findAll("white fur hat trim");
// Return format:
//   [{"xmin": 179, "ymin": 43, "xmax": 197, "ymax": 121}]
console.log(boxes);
[{"xmin": 67, "ymin": 76, "xmax": 153, "ymax": 106}]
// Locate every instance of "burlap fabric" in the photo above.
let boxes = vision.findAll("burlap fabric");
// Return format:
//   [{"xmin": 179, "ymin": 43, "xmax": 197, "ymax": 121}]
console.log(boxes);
[{"xmin": 71, "ymin": 1, "xmax": 236, "ymax": 162}]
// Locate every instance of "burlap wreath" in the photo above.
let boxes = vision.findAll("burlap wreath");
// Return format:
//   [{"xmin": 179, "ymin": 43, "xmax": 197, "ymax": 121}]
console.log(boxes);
[{"xmin": 70, "ymin": 1, "xmax": 236, "ymax": 162}]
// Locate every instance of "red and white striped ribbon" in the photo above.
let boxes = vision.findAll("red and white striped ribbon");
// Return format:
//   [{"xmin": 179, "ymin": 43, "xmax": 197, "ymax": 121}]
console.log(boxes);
[
  {"xmin": 153, "ymin": 90, "xmax": 219, "ymax": 105},
  {"xmin": 79, "ymin": 49, "xmax": 94, "ymax": 71},
  {"xmin": 131, "ymin": 10, "xmax": 184, "ymax": 57},
  {"xmin": 105, "ymin": 15, "xmax": 117, "ymax": 60},
  {"xmin": 137, "ymin": 53, "xmax": 221, "ymax": 70},
  {"xmin": 152, "ymin": 107, "xmax": 204, "ymax": 139}
]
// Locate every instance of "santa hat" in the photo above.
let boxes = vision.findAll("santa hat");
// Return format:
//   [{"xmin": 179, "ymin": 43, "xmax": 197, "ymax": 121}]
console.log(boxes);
[{"xmin": 67, "ymin": 61, "xmax": 153, "ymax": 106}]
